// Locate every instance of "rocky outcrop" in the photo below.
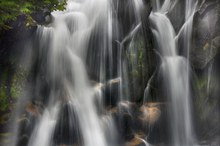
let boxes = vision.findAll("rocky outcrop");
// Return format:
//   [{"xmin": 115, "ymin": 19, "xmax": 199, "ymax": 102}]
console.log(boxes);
[
  {"xmin": 109, "ymin": 101, "xmax": 169, "ymax": 145},
  {"xmin": 53, "ymin": 102, "xmax": 82, "ymax": 145},
  {"xmin": 191, "ymin": 0, "xmax": 220, "ymax": 69},
  {"xmin": 31, "ymin": 8, "xmax": 54, "ymax": 26},
  {"xmin": 189, "ymin": 0, "xmax": 220, "ymax": 142},
  {"xmin": 16, "ymin": 101, "xmax": 43, "ymax": 146}
]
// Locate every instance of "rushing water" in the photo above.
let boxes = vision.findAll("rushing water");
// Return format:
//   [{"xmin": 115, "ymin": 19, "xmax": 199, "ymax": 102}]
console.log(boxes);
[
  {"xmin": 149, "ymin": 0, "xmax": 197, "ymax": 145},
  {"xmin": 8, "ymin": 0, "xmax": 202, "ymax": 146},
  {"xmin": 10, "ymin": 0, "xmax": 115, "ymax": 146}
]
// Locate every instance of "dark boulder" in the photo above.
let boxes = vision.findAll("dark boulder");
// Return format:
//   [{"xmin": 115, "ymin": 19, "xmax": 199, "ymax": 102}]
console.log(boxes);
[
  {"xmin": 53, "ymin": 102, "xmax": 82, "ymax": 145},
  {"xmin": 31, "ymin": 8, "xmax": 54, "ymax": 25},
  {"xmin": 16, "ymin": 101, "xmax": 42, "ymax": 146},
  {"xmin": 102, "ymin": 78, "xmax": 121, "ymax": 107},
  {"xmin": 111, "ymin": 101, "xmax": 141, "ymax": 142}
]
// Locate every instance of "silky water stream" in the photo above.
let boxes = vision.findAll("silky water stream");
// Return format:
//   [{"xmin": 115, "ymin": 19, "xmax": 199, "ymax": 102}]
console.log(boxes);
[{"xmin": 8, "ymin": 0, "xmax": 201, "ymax": 146}]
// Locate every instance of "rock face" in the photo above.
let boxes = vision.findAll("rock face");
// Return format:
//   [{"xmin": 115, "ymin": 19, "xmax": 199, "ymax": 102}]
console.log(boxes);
[
  {"xmin": 14, "ymin": 100, "xmax": 169, "ymax": 146},
  {"xmin": 112, "ymin": 101, "xmax": 138, "ymax": 142},
  {"xmin": 102, "ymin": 78, "xmax": 121, "ymax": 107},
  {"xmin": 53, "ymin": 102, "xmax": 82, "ymax": 145},
  {"xmin": 124, "ymin": 29, "xmax": 150, "ymax": 102},
  {"xmin": 140, "ymin": 103, "xmax": 170, "ymax": 145},
  {"xmin": 31, "ymin": 8, "xmax": 54, "ymax": 25},
  {"xmin": 139, "ymin": 103, "xmax": 161, "ymax": 125},
  {"xmin": 92, "ymin": 78, "xmax": 121, "ymax": 107},
  {"xmin": 189, "ymin": 0, "xmax": 220, "ymax": 142},
  {"xmin": 15, "ymin": 101, "xmax": 83, "ymax": 146},
  {"xmin": 109, "ymin": 101, "xmax": 170, "ymax": 145},
  {"xmin": 191, "ymin": 1, "xmax": 220, "ymax": 69},
  {"xmin": 16, "ymin": 101, "xmax": 43, "ymax": 146}
]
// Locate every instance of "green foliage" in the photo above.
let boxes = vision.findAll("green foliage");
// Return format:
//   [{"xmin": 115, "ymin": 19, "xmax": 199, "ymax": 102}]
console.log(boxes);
[
  {"xmin": 0, "ymin": 71, "xmax": 8, "ymax": 111},
  {"xmin": 0, "ymin": 132, "xmax": 11, "ymax": 145},
  {"xmin": 126, "ymin": 36, "xmax": 146, "ymax": 78},
  {"xmin": 125, "ymin": 34, "xmax": 148, "ymax": 101},
  {"xmin": 0, "ymin": 0, "xmax": 66, "ymax": 29},
  {"xmin": 0, "ymin": 67, "xmax": 28, "ymax": 112},
  {"xmin": 0, "ymin": 87, "xmax": 7, "ymax": 111},
  {"xmin": 10, "ymin": 74, "xmax": 21, "ymax": 98}
]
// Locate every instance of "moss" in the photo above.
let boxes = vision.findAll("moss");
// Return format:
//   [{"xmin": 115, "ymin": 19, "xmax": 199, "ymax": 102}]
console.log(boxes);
[
  {"xmin": 0, "ymin": 87, "xmax": 8, "ymax": 111},
  {"xmin": 0, "ymin": 66, "xmax": 28, "ymax": 112},
  {"xmin": 0, "ymin": 113, "xmax": 11, "ymax": 125},
  {"xmin": 0, "ymin": 133, "xmax": 11, "ymax": 145},
  {"xmin": 0, "ymin": 70, "xmax": 8, "ymax": 111},
  {"xmin": 125, "ymin": 33, "xmax": 148, "ymax": 102},
  {"xmin": 10, "ymin": 71, "xmax": 24, "ymax": 99},
  {"xmin": 0, "ymin": 0, "xmax": 67, "ymax": 29},
  {"xmin": 131, "ymin": 70, "xmax": 139, "ymax": 77}
]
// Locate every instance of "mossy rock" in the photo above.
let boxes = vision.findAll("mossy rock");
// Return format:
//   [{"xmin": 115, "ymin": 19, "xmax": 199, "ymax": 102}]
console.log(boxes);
[
  {"xmin": 0, "ymin": 132, "xmax": 11, "ymax": 145},
  {"xmin": 0, "ymin": 113, "xmax": 11, "ymax": 125}
]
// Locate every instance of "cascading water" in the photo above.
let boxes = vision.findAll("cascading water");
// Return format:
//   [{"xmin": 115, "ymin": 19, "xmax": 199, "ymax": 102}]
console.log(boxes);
[
  {"xmin": 149, "ymin": 0, "xmax": 197, "ymax": 145},
  {"xmin": 6, "ymin": 0, "xmax": 205, "ymax": 146},
  {"xmin": 10, "ymin": 0, "xmax": 118, "ymax": 146}
]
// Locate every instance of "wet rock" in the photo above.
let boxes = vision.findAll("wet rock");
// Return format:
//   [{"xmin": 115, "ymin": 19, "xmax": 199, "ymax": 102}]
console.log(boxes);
[
  {"xmin": 18, "ymin": 115, "xmax": 31, "ymax": 135},
  {"xmin": 193, "ymin": 69, "xmax": 220, "ymax": 141},
  {"xmin": 111, "ymin": 101, "xmax": 138, "ymax": 142},
  {"xmin": 43, "ymin": 9, "xmax": 53, "ymax": 24},
  {"xmin": 109, "ymin": 101, "xmax": 166, "ymax": 143},
  {"xmin": 93, "ymin": 78, "xmax": 121, "ymax": 107},
  {"xmin": 53, "ymin": 102, "xmax": 82, "ymax": 145},
  {"xmin": 191, "ymin": 36, "xmax": 220, "ymax": 69},
  {"xmin": 197, "ymin": 0, "xmax": 217, "ymax": 18},
  {"xmin": 0, "ymin": 113, "xmax": 11, "ymax": 132},
  {"xmin": 140, "ymin": 103, "xmax": 170, "ymax": 145},
  {"xmin": 17, "ymin": 134, "xmax": 29, "ymax": 146},
  {"xmin": 191, "ymin": 1, "xmax": 220, "ymax": 69},
  {"xmin": 31, "ymin": 8, "xmax": 54, "ymax": 25},
  {"xmin": 117, "ymin": 113, "xmax": 134, "ymax": 141},
  {"xmin": 124, "ymin": 29, "xmax": 151, "ymax": 102},
  {"xmin": 125, "ymin": 134, "xmax": 146, "ymax": 146},
  {"xmin": 102, "ymin": 78, "xmax": 120, "ymax": 107},
  {"xmin": 212, "ymin": 36, "xmax": 220, "ymax": 49},
  {"xmin": 16, "ymin": 101, "xmax": 43, "ymax": 146},
  {"xmin": 25, "ymin": 101, "xmax": 44, "ymax": 117},
  {"xmin": 0, "ymin": 133, "xmax": 11, "ymax": 146},
  {"xmin": 139, "ymin": 103, "xmax": 161, "ymax": 125}
]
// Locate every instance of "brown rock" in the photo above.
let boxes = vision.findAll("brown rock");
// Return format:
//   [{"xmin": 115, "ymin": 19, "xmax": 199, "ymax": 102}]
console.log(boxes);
[{"xmin": 139, "ymin": 103, "xmax": 161, "ymax": 125}]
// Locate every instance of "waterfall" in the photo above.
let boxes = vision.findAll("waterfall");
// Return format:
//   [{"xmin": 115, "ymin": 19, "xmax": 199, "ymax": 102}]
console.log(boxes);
[
  {"xmin": 9, "ymin": 0, "xmax": 119, "ymax": 146},
  {"xmin": 149, "ymin": 0, "xmax": 197, "ymax": 145},
  {"xmin": 6, "ymin": 0, "xmax": 204, "ymax": 146},
  {"xmin": 32, "ymin": 0, "xmax": 110, "ymax": 145}
]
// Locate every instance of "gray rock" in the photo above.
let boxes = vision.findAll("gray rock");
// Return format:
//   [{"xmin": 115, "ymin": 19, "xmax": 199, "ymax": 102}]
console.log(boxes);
[{"xmin": 191, "ymin": 1, "xmax": 220, "ymax": 69}]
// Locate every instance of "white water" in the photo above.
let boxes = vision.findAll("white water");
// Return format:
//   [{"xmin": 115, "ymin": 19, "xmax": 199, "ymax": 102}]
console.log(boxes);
[
  {"xmin": 7, "ymin": 0, "xmax": 201, "ymax": 146},
  {"xmin": 28, "ymin": 105, "xmax": 59, "ymax": 146},
  {"xmin": 26, "ymin": 0, "xmax": 115, "ymax": 146},
  {"xmin": 149, "ymin": 0, "xmax": 197, "ymax": 145},
  {"xmin": 9, "ymin": 0, "xmax": 148, "ymax": 145}
]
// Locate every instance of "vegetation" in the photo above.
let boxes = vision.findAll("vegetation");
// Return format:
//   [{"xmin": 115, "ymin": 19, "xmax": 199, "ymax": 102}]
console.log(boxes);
[
  {"xmin": 0, "ymin": 0, "xmax": 66, "ymax": 29},
  {"xmin": 0, "ymin": 68, "xmax": 27, "ymax": 111},
  {"xmin": 0, "ymin": 0, "xmax": 67, "ymax": 112},
  {"xmin": 126, "ymin": 34, "xmax": 148, "ymax": 102}
]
